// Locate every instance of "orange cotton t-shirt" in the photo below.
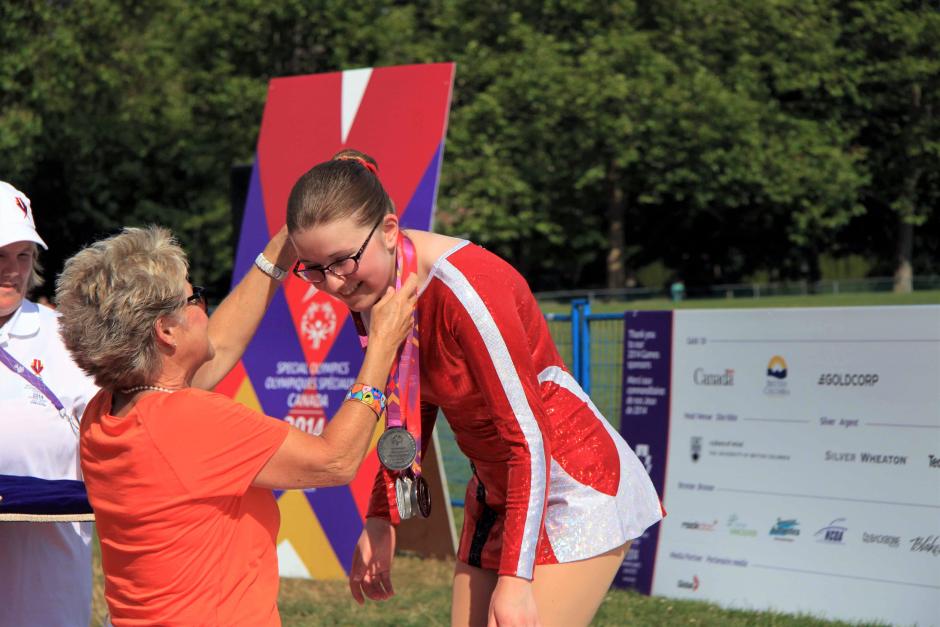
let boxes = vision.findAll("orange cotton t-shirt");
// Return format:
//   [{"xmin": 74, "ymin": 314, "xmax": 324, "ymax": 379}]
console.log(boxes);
[{"xmin": 80, "ymin": 388, "xmax": 290, "ymax": 627}]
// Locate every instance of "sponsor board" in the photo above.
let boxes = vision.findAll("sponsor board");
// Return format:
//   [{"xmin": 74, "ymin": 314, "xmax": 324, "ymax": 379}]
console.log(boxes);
[{"xmin": 637, "ymin": 306, "xmax": 940, "ymax": 627}]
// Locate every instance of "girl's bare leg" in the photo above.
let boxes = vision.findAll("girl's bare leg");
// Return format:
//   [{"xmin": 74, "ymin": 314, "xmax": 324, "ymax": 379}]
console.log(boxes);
[
  {"xmin": 451, "ymin": 561, "xmax": 497, "ymax": 627},
  {"xmin": 531, "ymin": 542, "xmax": 630, "ymax": 627},
  {"xmin": 450, "ymin": 542, "xmax": 630, "ymax": 627}
]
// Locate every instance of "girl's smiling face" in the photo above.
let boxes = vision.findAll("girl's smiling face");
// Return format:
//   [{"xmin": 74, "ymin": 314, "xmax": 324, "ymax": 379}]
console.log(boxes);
[{"xmin": 290, "ymin": 214, "xmax": 398, "ymax": 312}]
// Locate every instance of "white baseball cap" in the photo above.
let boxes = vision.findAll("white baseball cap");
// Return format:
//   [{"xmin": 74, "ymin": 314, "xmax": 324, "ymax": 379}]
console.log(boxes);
[{"xmin": 0, "ymin": 181, "xmax": 47, "ymax": 249}]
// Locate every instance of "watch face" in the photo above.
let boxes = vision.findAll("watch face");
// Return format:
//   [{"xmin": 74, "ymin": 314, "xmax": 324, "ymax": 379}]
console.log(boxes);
[{"xmin": 256, "ymin": 253, "xmax": 285, "ymax": 280}]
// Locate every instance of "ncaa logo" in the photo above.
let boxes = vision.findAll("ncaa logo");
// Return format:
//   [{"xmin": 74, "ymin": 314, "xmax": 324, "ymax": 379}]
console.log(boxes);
[{"xmin": 815, "ymin": 518, "xmax": 847, "ymax": 544}]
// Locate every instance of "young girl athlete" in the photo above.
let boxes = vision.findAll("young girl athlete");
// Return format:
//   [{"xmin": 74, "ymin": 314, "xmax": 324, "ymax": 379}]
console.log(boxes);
[{"xmin": 287, "ymin": 150, "xmax": 663, "ymax": 627}]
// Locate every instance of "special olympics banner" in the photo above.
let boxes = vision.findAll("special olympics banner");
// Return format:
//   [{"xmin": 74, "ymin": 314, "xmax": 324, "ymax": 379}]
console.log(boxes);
[
  {"xmin": 619, "ymin": 306, "xmax": 940, "ymax": 626},
  {"xmin": 215, "ymin": 63, "xmax": 455, "ymax": 579}
]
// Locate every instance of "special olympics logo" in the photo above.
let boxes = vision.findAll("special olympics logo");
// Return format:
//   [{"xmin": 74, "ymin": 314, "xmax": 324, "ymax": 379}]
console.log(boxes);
[{"xmin": 300, "ymin": 300, "xmax": 337, "ymax": 349}]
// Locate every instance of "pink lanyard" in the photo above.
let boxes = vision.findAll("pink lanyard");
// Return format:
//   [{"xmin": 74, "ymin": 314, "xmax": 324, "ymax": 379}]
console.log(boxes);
[{"xmin": 352, "ymin": 233, "xmax": 423, "ymax": 522}]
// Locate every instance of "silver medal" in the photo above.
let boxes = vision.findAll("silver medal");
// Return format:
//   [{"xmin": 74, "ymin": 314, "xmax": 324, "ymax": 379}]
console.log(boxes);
[
  {"xmin": 395, "ymin": 476, "xmax": 414, "ymax": 520},
  {"xmin": 377, "ymin": 427, "xmax": 417, "ymax": 471}
]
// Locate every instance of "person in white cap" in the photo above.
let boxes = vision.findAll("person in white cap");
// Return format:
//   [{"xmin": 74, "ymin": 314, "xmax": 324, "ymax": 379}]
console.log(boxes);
[{"xmin": 0, "ymin": 181, "xmax": 98, "ymax": 626}]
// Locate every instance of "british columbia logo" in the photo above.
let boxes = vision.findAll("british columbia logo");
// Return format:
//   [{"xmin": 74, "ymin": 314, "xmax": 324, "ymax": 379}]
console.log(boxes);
[{"xmin": 764, "ymin": 355, "xmax": 789, "ymax": 396}]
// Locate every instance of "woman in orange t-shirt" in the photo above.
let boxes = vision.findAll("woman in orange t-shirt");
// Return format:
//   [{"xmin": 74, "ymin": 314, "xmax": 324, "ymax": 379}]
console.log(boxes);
[{"xmin": 55, "ymin": 225, "xmax": 416, "ymax": 626}]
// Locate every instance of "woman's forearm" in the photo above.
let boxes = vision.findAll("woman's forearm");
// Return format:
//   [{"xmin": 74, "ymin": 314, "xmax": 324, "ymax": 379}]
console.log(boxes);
[
  {"xmin": 315, "ymin": 341, "xmax": 399, "ymax": 482},
  {"xmin": 252, "ymin": 336, "xmax": 402, "ymax": 490},
  {"xmin": 192, "ymin": 228, "xmax": 296, "ymax": 389}
]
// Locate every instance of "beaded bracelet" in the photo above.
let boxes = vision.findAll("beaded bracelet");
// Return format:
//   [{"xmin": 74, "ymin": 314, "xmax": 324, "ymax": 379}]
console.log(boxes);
[{"xmin": 344, "ymin": 383, "xmax": 386, "ymax": 419}]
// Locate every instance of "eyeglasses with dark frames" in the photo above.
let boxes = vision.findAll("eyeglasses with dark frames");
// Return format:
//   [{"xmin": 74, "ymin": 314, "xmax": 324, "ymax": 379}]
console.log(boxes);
[
  {"xmin": 292, "ymin": 219, "xmax": 383, "ymax": 284},
  {"xmin": 186, "ymin": 286, "xmax": 208, "ymax": 312}
]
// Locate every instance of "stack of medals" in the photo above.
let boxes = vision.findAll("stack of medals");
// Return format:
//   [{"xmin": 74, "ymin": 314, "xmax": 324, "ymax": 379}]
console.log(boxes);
[{"xmin": 354, "ymin": 233, "xmax": 430, "ymax": 522}]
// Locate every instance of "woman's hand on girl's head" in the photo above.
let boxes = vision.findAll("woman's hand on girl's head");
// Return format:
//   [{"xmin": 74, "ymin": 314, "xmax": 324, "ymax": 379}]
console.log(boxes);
[
  {"xmin": 267, "ymin": 224, "xmax": 298, "ymax": 270},
  {"xmin": 368, "ymin": 274, "xmax": 418, "ymax": 352}
]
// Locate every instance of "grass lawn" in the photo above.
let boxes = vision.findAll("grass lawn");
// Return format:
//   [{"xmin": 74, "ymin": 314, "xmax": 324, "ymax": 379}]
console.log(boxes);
[{"xmin": 91, "ymin": 537, "xmax": 882, "ymax": 626}]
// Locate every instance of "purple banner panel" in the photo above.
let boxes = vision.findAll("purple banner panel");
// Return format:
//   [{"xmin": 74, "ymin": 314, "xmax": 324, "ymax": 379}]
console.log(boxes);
[{"xmin": 615, "ymin": 310, "xmax": 673, "ymax": 594}]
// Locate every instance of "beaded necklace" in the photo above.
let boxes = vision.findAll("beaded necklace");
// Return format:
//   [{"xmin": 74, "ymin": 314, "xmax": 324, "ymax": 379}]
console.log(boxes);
[{"xmin": 120, "ymin": 385, "xmax": 180, "ymax": 394}]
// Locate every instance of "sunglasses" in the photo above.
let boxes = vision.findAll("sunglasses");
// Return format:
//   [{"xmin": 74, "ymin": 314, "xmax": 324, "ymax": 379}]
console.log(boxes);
[{"xmin": 186, "ymin": 286, "xmax": 208, "ymax": 312}]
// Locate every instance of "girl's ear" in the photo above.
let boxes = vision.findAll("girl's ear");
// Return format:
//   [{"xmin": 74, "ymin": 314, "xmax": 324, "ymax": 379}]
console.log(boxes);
[{"xmin": 381, "ymin": 213, "xmax": 400, "ymax": 251}]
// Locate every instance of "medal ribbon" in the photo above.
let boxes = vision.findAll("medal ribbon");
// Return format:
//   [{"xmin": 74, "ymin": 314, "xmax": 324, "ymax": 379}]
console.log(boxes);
[{"xmin": 352, "ymin": 232, "xmax": 421, "ymax": 524}]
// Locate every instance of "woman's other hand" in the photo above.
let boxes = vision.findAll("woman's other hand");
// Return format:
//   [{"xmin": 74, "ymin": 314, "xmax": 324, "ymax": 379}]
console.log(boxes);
[
  {"xmin": 349, "ymin": 517, "xmax": 397, "ymax": 604},
  {"xmin": 488, "ymin": 576, "xmax": 541, "ymax": 627}
]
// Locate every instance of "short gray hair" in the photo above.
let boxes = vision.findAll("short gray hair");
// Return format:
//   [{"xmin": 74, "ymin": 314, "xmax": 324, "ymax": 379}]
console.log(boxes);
[{"xmin": 56, "ymin": 226, "xmax": 189, "ymax": 391}]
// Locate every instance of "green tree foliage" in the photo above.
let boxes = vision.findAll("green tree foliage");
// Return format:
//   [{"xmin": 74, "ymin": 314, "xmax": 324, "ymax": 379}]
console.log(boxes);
[
  {"xmin": 832, "ymin": 0, "xmax": 940, "ymax": 291},
  {"xmin": 1, "ymin": 1, "xmax": 235, "ymax": 292},
  {"xmin": 0, "ymin": 0, "xmax": 936, "ymax": 295}
]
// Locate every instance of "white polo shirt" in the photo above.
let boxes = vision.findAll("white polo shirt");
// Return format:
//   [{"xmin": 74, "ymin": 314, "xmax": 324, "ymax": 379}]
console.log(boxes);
[{"xmin": 0, "ymin": 299, "xmax": 98, "ymax": 627}]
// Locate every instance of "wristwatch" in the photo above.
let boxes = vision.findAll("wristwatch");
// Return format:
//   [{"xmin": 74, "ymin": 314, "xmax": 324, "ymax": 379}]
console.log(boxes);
[{"xmin": 254, "ymin": 253, "xmax": 287, "ymax": 281}]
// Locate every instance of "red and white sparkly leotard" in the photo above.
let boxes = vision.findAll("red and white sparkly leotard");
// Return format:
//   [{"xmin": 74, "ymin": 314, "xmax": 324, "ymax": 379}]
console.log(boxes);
[{"xmin": 368, "ymin": 241, "xmax": 663, "ymax": 579}]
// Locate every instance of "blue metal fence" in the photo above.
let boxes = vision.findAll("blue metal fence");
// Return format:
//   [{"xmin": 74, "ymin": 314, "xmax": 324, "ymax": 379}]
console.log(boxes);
[{"xmin": 441, "ymin": 302, "xmax": 627, "ymax": 507}]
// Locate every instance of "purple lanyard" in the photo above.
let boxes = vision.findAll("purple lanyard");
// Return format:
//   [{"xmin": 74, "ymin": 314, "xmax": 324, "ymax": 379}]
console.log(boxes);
[{"xmin": 0, "ymin": 345, "xmax": 67, "ymax": 416}]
